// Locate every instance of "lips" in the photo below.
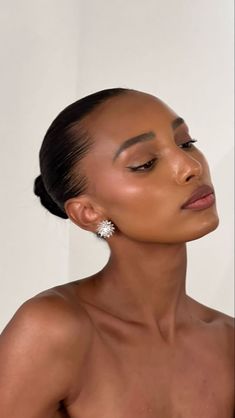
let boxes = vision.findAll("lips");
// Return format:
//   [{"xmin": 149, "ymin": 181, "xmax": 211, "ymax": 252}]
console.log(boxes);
[{"xmin": 181, "ymin": 184, "xmax": 214, "ymax": 209}]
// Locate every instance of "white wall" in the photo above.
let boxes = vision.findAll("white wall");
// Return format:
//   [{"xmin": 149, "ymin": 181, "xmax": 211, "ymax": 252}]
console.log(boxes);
[
  {"xmin": 1, "ymin": 0, "xmax": 234, "ymax": 331},
  {"xmin": 69, "ymin": 0, "xmax": 234, "ymax": 316},
  {"xmin": 0, "ymin": 0, "xmax": 80, "ymax": 330}
]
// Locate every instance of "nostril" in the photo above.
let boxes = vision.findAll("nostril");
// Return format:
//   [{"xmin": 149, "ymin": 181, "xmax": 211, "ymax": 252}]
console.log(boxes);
[{"xmin": 186, "ymin": 174, "xmax": 195, "ymax": 182}]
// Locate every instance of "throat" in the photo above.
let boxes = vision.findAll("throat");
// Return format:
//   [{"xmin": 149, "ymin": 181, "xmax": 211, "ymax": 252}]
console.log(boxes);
[{"xmin": 95, "ymin": 243, "xmax": 188, "ymax": 332}]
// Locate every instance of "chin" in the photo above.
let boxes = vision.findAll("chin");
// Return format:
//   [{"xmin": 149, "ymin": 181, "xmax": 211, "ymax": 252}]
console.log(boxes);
[{"xmin": 186, "ymin": 215, "xmax": 220, "ymax": 242}]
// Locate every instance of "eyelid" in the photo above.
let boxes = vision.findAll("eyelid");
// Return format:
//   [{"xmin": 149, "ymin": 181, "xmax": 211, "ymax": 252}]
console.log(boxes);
[
  {"xmin": 127, "ymin": 138, "xmax": 198, "ymax": 172},
  {"xmin": 127, "ymin": 157, "xmax": 157, "ymax": 172}
]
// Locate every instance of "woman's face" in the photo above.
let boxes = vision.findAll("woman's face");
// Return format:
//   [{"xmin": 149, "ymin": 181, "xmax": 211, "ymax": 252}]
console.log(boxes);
[{"xmin": 81, "ymin": 91, "xmax": 219, "ymax": 243}]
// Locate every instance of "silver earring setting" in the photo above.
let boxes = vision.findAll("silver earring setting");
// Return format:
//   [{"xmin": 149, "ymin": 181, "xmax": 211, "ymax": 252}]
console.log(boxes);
[{"xmin": 96, "ymin": 219, "xmax": 115, "ymax": 238}]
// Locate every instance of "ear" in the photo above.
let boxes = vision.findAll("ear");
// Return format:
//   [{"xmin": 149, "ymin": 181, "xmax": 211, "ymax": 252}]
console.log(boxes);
[{"xmin": 64, "ymin": 196, "xmax": 104, "ymax": 233}]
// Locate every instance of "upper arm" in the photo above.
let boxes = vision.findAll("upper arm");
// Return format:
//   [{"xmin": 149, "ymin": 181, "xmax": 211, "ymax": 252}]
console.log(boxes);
[{"xmin": 0, "ymin": 294, "xmax": 86, "ymax": 418}]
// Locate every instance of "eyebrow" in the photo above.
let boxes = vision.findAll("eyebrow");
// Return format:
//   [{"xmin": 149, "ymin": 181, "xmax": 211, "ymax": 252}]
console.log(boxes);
[{"xmin": 112, "ymin": 117, "xmax": 185, "ymax": 162}]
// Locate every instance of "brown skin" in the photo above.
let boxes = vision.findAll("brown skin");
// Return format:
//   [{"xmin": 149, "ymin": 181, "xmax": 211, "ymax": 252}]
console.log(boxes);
[{"xmin": 0, "ymin": 91, "xmax": 234, "ymax": 417}]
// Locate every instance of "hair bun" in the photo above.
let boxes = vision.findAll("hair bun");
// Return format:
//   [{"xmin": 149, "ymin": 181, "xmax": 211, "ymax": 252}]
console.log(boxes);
[{"xmin": 34, "ymin": 175, "xmax": 68, "ymax": 219}]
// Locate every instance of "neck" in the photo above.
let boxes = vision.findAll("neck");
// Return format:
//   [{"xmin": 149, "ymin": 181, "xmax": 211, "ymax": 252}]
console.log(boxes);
[{"xmin": 97, "ymin": 238, "xmax": 191, "ymax": 342}]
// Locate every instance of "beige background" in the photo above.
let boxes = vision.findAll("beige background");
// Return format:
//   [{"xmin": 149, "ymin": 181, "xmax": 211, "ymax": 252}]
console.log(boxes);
[{"xmin": 0, "ymin": 0, "xmax": 234, "ymax": 331}]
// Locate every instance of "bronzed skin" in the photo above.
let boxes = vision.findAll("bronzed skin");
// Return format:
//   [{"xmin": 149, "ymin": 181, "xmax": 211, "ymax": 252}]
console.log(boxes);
[{"xmin": 0, "ymin": 91, "xmax": 234, "ymax": 418}]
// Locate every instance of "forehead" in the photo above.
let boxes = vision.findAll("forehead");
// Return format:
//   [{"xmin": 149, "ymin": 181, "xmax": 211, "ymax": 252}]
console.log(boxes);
[{"xmin": 83, "ymin": 92, "xmax": 178, "ymax": 142}]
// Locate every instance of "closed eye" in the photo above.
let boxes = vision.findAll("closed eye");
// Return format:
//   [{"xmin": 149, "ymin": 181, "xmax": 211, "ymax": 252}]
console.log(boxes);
[{"xmin": 128, "ymin": 139, "xmax": 198, "ymax": 172}]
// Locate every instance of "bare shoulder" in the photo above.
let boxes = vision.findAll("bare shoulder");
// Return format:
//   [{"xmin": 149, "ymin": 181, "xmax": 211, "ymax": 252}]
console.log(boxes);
[
  {"xmin": 0, "ymin": 283, "xmax": 93, "ymax": 416},
  {"xmin": 187, "ymin": 294, "xmax": 234, "ymax": 324},
  {"xmin": 187, "ymin": 295, "xmax": 234, "ymax": 354},
  {"xmin": 1, "ymin": 283, "xmax": 93, "ymax": 360}
]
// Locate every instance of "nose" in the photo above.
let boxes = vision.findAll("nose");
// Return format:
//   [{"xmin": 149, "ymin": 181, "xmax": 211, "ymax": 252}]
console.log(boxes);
[{"xmin": 171, "ymin": 148, "xmax": 203, "ymax": 185}]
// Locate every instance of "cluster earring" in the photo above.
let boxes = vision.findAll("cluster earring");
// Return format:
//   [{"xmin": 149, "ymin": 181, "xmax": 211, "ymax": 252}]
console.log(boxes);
[{"xmin": 96, "ymin": 219, "xmax": 115, "ymax": 238}]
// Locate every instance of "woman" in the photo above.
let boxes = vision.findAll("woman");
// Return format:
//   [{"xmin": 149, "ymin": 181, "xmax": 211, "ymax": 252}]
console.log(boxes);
[{"xmin": 0, "ymin": 88, "xmax": 234, "ymax": 417}]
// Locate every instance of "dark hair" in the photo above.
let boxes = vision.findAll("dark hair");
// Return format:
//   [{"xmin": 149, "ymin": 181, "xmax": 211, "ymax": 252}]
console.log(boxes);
[{"xmin": 34, "ymin": 87, "xmax": 132, "ymax": 220}]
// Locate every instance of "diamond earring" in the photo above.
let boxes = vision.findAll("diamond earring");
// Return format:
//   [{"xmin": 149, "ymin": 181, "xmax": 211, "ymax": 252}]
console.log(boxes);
[{"xmin": 96, "ymin": 219, "xmax": 115, "ymax": 238}]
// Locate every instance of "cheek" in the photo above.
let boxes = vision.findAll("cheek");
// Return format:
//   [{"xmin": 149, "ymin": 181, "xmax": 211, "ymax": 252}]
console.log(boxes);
[{"xmin": 92, "ymin": 168, "xmax": 176, "ymax": 234}]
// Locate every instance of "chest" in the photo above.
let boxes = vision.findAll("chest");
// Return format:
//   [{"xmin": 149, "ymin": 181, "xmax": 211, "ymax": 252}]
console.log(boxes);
[{"xmin": 66, "ymin": 327, "xmax": 234, "ymax": 418}]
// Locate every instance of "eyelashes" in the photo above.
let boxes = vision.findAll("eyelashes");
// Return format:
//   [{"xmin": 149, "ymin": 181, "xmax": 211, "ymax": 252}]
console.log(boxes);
[
  {"xmin": 128, "ymin": 139, "xmax": 198, "ymax": 172},
  {"xmin": 178, "ymin": 138, "xmax": 198, "ymax": 149},
  {"xmin": 128, "ymin": 158, "xmax": 157, "ymax": 172}
]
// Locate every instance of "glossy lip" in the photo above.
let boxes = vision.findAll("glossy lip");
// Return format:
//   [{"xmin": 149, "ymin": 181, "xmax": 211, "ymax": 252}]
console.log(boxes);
[
  {"xmin": 181, "ymin": 184, "xmax": 214, "ymax": 209},
  {"xmin": 182, "ymin": 193, "xmax": 215, "ymax": 210}
]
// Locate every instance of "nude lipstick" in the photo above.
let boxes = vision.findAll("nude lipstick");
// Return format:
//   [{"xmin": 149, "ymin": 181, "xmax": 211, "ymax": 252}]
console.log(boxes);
[{"xmin": 181, "ymin": 185, "xmax": 215, "ymax": 210}]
